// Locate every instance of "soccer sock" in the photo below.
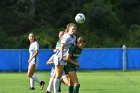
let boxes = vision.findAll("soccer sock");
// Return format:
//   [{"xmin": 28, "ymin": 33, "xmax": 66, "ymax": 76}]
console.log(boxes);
[
  {"xmin": 73, "ymin": 86, "xmax": 79, "ymax": 93},
  {"xmin": 30, "ymin": 78, "xmax": 35, "ymax": 88},
  {"xmin": 68, "ymin": 86, "xmax": 74, "ymax": 93},
  {"xmin": 46, "ymin": 77, "xmax": 54, "ymax": 92},
  {"xmin": 31, "ymin": 74, "xmax": 41, "ymax": 83},
  {"xmin": 58, "ymin": 81, "xmax": 61, "ymax": 91},
  {"xmin": 53, "ymin": 78, "xmax": 60, "ymax": 93}
]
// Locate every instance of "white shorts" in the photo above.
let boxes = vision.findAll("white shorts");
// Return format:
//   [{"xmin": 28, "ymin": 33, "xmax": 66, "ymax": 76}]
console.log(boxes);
[
  {"xmin": 28, "ymin": 58, "xmax": 39, "ymax": 70},
  {"xmin": 53, "ymin": 52, "xmax": 66, "ymax": 66},
  {"xmin": 50, "ymin": 67, "xmax": 68, "ymax": 79}
]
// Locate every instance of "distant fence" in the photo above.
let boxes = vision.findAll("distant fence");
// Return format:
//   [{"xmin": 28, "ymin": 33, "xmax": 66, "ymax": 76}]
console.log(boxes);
[{"xmin": 0, "ymin": 47, "xmax": 140, "ymax": 72}]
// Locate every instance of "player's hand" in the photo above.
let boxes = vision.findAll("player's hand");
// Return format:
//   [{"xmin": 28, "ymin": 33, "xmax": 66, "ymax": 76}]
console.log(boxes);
[
  {"xmin": 28, "ymin": 58, "xmax": 32, "ymax": 63},
  {"xmin": 76, "ymin": 62, "xmax": 80, "ymax": 68}
]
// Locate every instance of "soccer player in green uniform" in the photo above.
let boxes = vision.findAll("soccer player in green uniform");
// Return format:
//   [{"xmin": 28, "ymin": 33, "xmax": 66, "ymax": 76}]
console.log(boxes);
[{"xmin": 64, "ymin": 37, "xmax": 86, "ymax": 93}]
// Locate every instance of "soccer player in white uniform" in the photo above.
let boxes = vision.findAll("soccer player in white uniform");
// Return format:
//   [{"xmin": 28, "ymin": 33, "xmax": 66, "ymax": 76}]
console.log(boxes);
[
  {"xmin": 45, "ymin": 54, "xmax": 69, "ymax": 93},
  {"xmin": 27, "ymin": 32, "xmax": 45, "ymax": 90},
  {"xmin": 53, "ymin": 23, "xmax": 77, "ymax": 93}
]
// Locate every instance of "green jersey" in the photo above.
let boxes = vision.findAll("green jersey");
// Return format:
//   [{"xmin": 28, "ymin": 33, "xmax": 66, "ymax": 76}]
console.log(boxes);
[
  {"xmin": 66, "ymin": 45, "xmax": 82, "ymax": 67},
  {"xmin": 55, "ymin": 40, "xmax": 60, "ymax": 49}
]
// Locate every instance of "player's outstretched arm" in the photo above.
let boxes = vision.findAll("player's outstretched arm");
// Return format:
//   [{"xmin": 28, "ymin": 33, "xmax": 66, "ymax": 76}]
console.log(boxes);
[{"xmin": 46, "ymin": 61, "xmax": 54, "ymax": 65}]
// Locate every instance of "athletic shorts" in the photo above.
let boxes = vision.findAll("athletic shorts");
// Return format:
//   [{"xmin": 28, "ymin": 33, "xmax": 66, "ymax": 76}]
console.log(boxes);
[
  {"xmin": 50, "ymin": 67, "xmax": 68, "ymax": 79},
  {"xmin": 64, "ymin": 66, "xmax": 76, "ymax": 74},
  {"xmin": 53, "ymin": 51, "xmax": 66, "ymax": 66},
  {"xmin": 28, "ymin": 58, "xmax": 39, "ymax": 70}
]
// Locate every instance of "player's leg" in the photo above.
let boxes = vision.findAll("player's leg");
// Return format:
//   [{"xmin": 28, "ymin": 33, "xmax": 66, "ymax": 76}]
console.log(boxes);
[
  {"xmin": 61, "ymin": 75, "xmax": 69, "ymax": 86},
  {"xmin": 68, "ymin": 79, "xmax": 74, "ymax": 93},
  {"xmin": 45, "ymin": 76, "xmax": 54, "ymax": 93},
  {"xmin": 45, "ymin": 69, "xmax": 56, "ymax": 93},
  {"xmin": 30, "ymin": 78, "xmax": 35, "ymax": 90},
  {"xmin": 53, "ymin": 65, "xmax": 64, "ymax": 93},
  {"xmin": 58, "ymin": 73, "xmax": 69, "ymax": 92},
  {"xmin": 68, "ymin": 71, "xmax": 79, "ymax": 93},
  {"xmin": 28, "ymin": 64, "xmax": 36, "ymax": 89},
  {"xmin": 28, "ymin": 64, "xmax": 45, "ymax": 90}
]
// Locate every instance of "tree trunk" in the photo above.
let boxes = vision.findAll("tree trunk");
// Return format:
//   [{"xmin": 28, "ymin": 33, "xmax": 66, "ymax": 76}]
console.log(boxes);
[{"xmin": 29, "ymin": 0, "xmax": 35, "ymax": 19}]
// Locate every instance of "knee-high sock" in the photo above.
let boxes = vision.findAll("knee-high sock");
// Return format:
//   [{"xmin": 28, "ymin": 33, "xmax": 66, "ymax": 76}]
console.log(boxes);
[
  {"xmin": 31, "ymin": 74, "xmax": 41, "ymax": 83},
  {"xmin": 53, "ymin": 78, "xmax": 60, "ymax": 93},
  {"xmin": 30, "ymin": 78, "xmax": 35, "ymax": 88},
  {"xmin": 73, "ymin": 86, "xmax": 79, "ymax": 93},
  {"xmin": 46, "ymin": 77, "xmax": 54, "ymax": 92},
  {"xmin": 68, "ymin": 86, "xmax": 74, "ymax": 93},
  {"xmin": 58, "ymin": 81, "xmax": 61, "ymax": 91}
]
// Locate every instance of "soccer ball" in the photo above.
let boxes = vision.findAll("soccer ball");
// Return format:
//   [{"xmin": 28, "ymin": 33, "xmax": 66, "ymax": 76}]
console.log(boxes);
[{"xmin": 75, "ymin": 13, "xmax": 85, "ymax": 23}]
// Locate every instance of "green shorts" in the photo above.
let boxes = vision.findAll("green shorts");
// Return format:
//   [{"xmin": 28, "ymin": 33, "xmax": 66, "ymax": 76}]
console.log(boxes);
[{"xmin": 64, "ymin": 65, "xmax": 76, "ymax": 74}]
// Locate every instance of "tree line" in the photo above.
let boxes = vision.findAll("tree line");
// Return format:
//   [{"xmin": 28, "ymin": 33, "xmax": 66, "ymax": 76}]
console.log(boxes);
[{"xmin": 0, "ymin": 0, "xmax": 140, "ymax": 49}]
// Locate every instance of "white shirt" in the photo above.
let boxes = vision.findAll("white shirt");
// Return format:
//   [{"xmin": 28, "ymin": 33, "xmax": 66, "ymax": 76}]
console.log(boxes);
[
  {"xmin": 60, "ymin": 33, "xmax": 76, "ymax": 60},
  {"xmin": 61, "ymin": 33, "xmax": 76, "ymax": 50},
  {"xmin": 29, "ymin": 41, "xmax": 39, "ymax": 62}
]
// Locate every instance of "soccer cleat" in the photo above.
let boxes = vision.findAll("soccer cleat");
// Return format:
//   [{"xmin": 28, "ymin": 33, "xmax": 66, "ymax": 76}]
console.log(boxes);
[
  {"xmin": 30, "ymin": 87, "xmax": 35, "ymax": 90},
  {"xmin": 45, "ymin": 90, "xmax": 51, "ymax": 93},
  {"xmin": 40, "ymin": 81, "xmax": 45, "ymax": 90}
]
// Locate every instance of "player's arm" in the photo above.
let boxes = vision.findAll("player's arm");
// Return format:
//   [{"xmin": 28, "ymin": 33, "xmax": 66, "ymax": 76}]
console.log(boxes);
[
  {"xmin": 28, "ymin": 49, "xmax": 39, "ymax": 62},
  {"xmin": 46, "ymin": 61, "xmax": 54, "ymax": 65},
  {"xmin": 60, "ymin": 43, "xmax": 64, "ymax": 61},
  {"xmin": 66, "ymin": 54, "xmax": 79, "ymax": 67},
  {"xmin": 46, "ymin": 55, "xmax": 54, "ymax": 65},
  {"xmin": 53, "ymin": 49, "xmax": 58, "ymax": 52}
]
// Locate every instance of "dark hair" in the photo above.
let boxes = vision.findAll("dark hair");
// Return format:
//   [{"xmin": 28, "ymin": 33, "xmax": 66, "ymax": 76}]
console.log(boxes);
[
  {"xmin": 76, "ymin": 36, "xmax": 86, "ymax": 44},
  {"xmin": 29, "ymin": 32, "xmax": 36, "ymax": 41}
]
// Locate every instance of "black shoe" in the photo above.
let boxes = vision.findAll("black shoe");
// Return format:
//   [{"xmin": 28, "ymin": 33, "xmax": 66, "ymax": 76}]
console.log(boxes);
[
  {"xmin": 58, "ymin": 89, "xmax": 61, "ymax": 92},
  {"xmin": 30, "ymin": 87, "xmax": 35, "ymax": 90},
  {"xmin": 45, "ymin": 90, "xmax": 51, "ymax": 93},
  {"xmin": 40, "ymin": 81, "xmax": 45, "ymax": 90}
]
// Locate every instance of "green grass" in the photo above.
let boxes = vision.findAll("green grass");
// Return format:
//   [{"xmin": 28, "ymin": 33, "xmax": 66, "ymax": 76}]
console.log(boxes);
[{"xmin": 0, "ymin": 70, "xmax": 140, "ymax": 93}]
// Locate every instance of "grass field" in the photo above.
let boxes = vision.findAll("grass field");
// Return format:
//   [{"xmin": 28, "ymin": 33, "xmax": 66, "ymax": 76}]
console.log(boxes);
[{"xmin": 0, "ymin": 70, "xmax": 140, "ymax": 93}]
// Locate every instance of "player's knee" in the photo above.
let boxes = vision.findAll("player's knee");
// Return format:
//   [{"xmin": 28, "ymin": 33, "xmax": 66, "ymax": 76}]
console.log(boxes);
[
  {"xmin": 74, "ymin": 82, "xmax": 79, "ymax": 86},
  {"xmin": 56, "ymin": 76, "xmax": 61, "ymax": 79},
  {"xmin": 27, "ymin": 73, "xmax": 33, "ymax": 78}
]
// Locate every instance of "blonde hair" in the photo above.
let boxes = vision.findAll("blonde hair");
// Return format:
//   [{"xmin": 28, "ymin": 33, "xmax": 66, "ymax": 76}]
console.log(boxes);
[{"xmin": 65, "ymin": 23, "xmax": 77, "ymax": 33}]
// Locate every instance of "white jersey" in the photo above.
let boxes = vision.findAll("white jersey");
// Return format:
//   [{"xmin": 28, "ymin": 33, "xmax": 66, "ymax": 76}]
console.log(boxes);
[
  {"xmin": 28, "ymin": 41, "xmax": 39, "ymax": 68},
  {"xmin": 60, "ymin": 33, "xmax": 76, "ymax": 60},
  {"xmin": 53, "ymin": 33, "xmax": 76, "ymax": 65},
  {"xmin": 61, "ymin": 33, "xmax": 76, "ymax": 50}
]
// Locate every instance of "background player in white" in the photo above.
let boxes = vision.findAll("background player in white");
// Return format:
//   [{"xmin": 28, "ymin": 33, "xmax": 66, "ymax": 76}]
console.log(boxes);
[
  {"xmin": 27, "ymin": 32, "xmax": 45, "ymax": 90},
  {"xmin": 45, "ymin": 54, "xmax": 69, "ymax": 93},
  {"xmin": 53, "ymin": 23, "xmax": 77, "ymax": 93}
]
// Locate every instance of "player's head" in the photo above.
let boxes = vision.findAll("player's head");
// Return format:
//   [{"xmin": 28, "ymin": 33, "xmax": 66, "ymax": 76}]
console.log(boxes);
[
  {"xmin": 76, "ymin": 36, "xmax": 86, "ymax": 49},
  {"xmin": 28, "ymin": 32, "xmax": 36, "ymax": 43},
  {"xmin": 59, "ymin": 31, "xmax": 64, "ymax": 40},
  {"xmin": 66, "ymin": 23, "xmax": 77, "ymax": 35}
]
